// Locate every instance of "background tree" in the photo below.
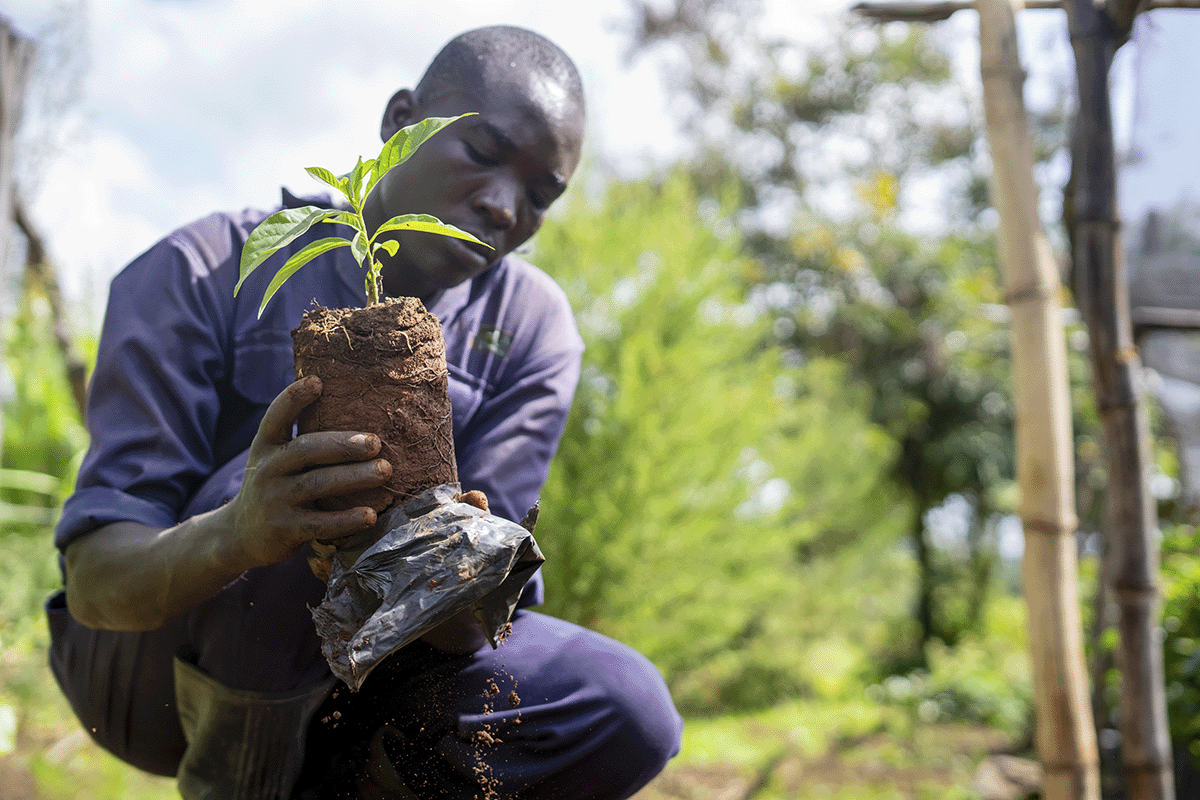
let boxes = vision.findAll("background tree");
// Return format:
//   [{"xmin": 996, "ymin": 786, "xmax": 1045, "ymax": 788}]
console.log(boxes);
[
  {"xmin": 626, "ymin": 0, "xmax": 1076, "ymax": 653},
  {"xmin": 532, "ymin": 173, "xmax": 908, "ymax": 712}
]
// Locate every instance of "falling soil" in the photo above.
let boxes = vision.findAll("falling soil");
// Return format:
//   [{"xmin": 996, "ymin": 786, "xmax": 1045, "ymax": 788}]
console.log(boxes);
[
  {"xmin": 292, "ymin": 298, "xmax": 457, "ymax": 513},
  {"xmin": 465, "ymin": 665, "xmax": 523, "ymax": 800}
]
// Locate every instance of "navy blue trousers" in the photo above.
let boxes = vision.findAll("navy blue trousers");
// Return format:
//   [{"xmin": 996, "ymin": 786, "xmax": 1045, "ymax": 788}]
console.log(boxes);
[{"xmin": 47, "ymin": 551, "xmax": 682, "ymax": 799}]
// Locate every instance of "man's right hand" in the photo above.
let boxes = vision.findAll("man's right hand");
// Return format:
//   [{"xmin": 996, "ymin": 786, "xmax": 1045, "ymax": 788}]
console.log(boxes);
[
  {"xmin": 227, "ymin": 375, "xmax": 392, "ymax": 570},
  {"xmin": 64, "ymin": 375, "xmax": 392, "ymax": 631}
]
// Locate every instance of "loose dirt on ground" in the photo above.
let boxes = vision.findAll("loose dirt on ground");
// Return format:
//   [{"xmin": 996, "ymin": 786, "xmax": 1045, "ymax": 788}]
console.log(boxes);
[{"xmin": 0, "ymin": 756, "xmax": 38, "ymax": 800}]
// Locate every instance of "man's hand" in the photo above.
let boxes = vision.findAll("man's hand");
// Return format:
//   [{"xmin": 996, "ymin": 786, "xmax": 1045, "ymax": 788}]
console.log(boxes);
[
  {"xmin": 227, "ymin": 375, "xmax": 393, "ymax": 570},
  {"xmin": 64, "ymin": 375, "xmax": 393, "ymax": 631}
]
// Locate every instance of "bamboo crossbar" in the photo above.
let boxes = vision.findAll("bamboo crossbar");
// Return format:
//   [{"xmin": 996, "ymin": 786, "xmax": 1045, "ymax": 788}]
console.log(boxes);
[{"xmin": 853, "ymin": 0, "xmax": 1200, "ymax": 21}]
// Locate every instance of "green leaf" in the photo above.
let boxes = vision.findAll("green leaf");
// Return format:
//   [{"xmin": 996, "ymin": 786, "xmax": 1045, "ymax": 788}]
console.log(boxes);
[
  {"xmin": 0, "ymin": 468, "xmax": 60, "ymax": 496},
  {"xmin": 235, "ymin": 206, "xmax": 340, "ymax": 296},
  {"xmin": 350, "ymin": 231, "xmax": 368, "ymax": 266},
  {"xmin": 324, "ymin": 210, "xmax": 366, "ymax": 233},
  {"xmin": 364, "ymin": 114, "xmax": 474, "ymax": 201},
  {"xmin": 0, "ymin": 500, "xmax": 56, "ymax": 526},
  {"xmin": 305, "ymin": 166, "xmax": 351, "ymax": 202},
  {"xmin": 373, "ymin": 239, "xmax": 399, "ymax": 258},
  {"xmin": 257, "ymin": 236, "xmax": 350, "ymax": 317},
  {"xmin": 374, "ymin": 213, "xmax": 493, "ymax": 248},
  {"xmin": 345, "ymin": 156, "xmax": 368, "ymax": 208}
]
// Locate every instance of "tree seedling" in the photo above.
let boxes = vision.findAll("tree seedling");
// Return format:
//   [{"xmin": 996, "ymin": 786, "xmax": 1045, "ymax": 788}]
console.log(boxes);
[{"xmin": 234, "ymin": 114, "xmax": 490, "ymax": 316}]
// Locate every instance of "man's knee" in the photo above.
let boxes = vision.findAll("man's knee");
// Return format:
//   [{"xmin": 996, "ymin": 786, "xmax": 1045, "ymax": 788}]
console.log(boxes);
[
  {"xmin": 583, "ymin": 638, "xmax": 683, "ymax": 791},
  {"xmin": 512, "ymin": 617, "xmax": 683, "ymax": 797}
]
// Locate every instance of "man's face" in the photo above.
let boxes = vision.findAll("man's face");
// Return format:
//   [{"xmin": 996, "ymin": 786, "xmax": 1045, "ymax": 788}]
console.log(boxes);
[{"xmin": 365, "ymin": 75, "xmax": 584, "ymax": 300}]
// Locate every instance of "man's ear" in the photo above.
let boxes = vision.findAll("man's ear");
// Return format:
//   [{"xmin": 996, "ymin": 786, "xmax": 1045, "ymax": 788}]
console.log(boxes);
[{"xmin": 380, "ymin": 89, "xmax": 418, "ymax": 142}]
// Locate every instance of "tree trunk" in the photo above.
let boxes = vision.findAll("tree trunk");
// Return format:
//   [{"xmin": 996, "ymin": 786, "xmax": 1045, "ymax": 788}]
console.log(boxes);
[
  {"xmin": 1, "ymin": 18, "xmax": 35, "ymax": 462},
  {"xmin": 977, "ymin": 2, "xmax": 1100, "ymax": 798},
  {"xmin": 15, "ymin": 197, "xmax": 89, "ymax": 418},
  {"xmin": 912, "ymin": 503, "xmax": 935, "ymax": 646},
  {"xmin": 1063, "ymin": 1, "xmax": 1174, "ymax": 798}
]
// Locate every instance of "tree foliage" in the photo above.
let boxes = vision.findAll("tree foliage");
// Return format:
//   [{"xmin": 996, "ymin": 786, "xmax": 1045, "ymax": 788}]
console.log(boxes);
[
  {"xmin": 1, "ymin": 291, "xmax": 89, "ymax": 521},
  {"xmin": 627, "ymin": 0, "xmax": 1051, "ymax": 650}
]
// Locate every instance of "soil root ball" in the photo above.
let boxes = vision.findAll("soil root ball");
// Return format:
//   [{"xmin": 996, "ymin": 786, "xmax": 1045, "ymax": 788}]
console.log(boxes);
[{"xmin": 292, "ymin": 297, "xmax": 457, "ymax": 512}]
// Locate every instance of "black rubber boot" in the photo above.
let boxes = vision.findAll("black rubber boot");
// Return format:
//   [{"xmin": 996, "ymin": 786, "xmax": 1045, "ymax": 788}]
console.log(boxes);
[
  {"xmin": 173, "ymin": 655, "xmax": 336, "ymax": 800},
  {"xmin": 355, "ymin": 725, "xmax": 419, "ymax": 800}
]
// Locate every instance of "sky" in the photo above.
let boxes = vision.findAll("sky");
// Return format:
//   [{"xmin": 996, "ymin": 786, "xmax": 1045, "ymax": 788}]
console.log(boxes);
[
  {"xmin": 0, "ymin": 0, "xmax": 1195, "ymax": 331},
  {"xmin": 1117, "ymin": 11, "xmax": 1200, "ymax": 228},
  {"xmin": 0, "ymin": 0, "xmax": 707, "ymax": 323}
]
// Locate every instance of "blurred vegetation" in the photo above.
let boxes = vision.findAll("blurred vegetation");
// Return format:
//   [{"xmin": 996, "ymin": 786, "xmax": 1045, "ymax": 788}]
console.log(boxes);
[
  {"xmin": 626, "ymin": 0, "xmax": 1051, "ymax": 658},
  {"xmin": 624, "ymin": 2, "xmax": 1200, "ymax": 795},
  {"xmin": 534, "ymin": 174, "xmax": 908, "ymax": 713},
  {"xmin": 1152, "ymin": 522, "xmax": 1200, "ymax": 767},
  {"xmin": 7, "ymin": 1, "xmax": 1200, "ymax": 798},
  {"xmin": 1, "ymin": 294, "xmax": 176, "ymax": 798}
]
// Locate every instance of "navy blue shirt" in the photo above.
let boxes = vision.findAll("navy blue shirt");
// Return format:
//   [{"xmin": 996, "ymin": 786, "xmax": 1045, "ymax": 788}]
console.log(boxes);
[{"xmin": 58, "ymin": 190, "xmax": 584, "ymax": 610}]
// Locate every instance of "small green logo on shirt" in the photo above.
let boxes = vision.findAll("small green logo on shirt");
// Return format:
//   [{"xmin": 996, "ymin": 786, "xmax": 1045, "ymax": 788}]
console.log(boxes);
[{"xmin": 473, "ymin": 327, "xmax": 513, "ymax": 357}]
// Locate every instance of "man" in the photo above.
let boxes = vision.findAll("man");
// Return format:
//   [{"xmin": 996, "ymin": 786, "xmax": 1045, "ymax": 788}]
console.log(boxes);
[{"xmin": 48, "ymin": 25, "xmax": 682, "ymax": 800}]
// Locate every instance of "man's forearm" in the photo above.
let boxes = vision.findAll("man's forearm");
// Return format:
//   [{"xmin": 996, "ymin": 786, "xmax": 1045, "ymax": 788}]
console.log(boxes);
[{"xmin": 64, "ymin": 506, "xmax": 251, "ymax": 631}]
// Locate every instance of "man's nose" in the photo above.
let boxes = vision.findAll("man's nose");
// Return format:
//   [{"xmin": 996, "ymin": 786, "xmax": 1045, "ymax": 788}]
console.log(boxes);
[{"xmin": 472, "ymin": 179, "xmax": 518, "ymax": 231}]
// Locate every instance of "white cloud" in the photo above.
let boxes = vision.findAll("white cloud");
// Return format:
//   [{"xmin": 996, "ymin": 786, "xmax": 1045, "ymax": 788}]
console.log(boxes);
[
  {"xmin": 0, "ymin": 0, "xmax": 897, "ymax": 326},
  {"xmin": 0, "ymin": 0, "xmax": 698, "ymax": 324}
]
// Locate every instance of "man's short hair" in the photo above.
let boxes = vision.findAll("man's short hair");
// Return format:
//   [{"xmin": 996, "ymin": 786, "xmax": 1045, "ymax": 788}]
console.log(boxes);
[{"xmin": 416, "ymin": 25, "xmax": 585, "ymax": 114}]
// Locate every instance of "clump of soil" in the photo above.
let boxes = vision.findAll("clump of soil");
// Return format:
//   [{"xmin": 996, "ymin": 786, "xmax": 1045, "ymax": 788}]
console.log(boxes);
[{"xmin": 292, "ymin": 298, "xmax": 457, "ymax": 512}]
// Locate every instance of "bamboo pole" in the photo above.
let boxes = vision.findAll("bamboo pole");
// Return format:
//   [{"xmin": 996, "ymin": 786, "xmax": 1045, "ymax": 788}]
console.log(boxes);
[
  {"xmin": 1063, "ymin": 0, "xmax": 1173, "ymax": 797},
  {"xmin": 856, "ymin": 0, "xmax": 1178, "ymax": 794},
  {"xmin": 976, "ymin": 2, "xmax": 1099, "ymax": 797}
]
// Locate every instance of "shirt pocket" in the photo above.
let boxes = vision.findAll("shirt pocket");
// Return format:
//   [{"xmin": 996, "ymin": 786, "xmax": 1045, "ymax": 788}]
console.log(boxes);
[
  {"xmin": 447, "ymin": 362, "xmax": 487, "ymax": 444},
  {"xmin": 231, "ymin": 333, "xmax": 295, "ymax": 406}
]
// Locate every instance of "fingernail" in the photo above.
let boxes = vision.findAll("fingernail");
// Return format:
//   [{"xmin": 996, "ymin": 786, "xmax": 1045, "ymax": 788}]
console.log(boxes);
[
  {"xmin": 350, "ymin": 434, "xmax": 379, "ymax": 451},
  {"xmin": 375, "ymin": 459, "xmax": 390, "ymax": 477}
]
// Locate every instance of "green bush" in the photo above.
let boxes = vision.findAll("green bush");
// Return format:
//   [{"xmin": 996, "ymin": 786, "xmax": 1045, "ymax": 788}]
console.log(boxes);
[
  {"xmin": 866, "ymin": 594, "xmax": 1033, "ymax": 738},
  {"xmin": 1161, "ymin": 522, "xmax": 1200, "ymax": 765},
  {"xmin": 532, "ymin": 173, "xmax": 912, "ymax": 713}
]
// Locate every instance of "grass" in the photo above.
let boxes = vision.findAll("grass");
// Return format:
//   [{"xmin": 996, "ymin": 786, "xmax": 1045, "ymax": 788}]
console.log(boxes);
[
  {"xmin": 0, "ymin": 528, "xmax": 176, "ymax": 800},
  {"xmin": 632, "ymin": 698, "xmax": 1017, "ymax": 800}
]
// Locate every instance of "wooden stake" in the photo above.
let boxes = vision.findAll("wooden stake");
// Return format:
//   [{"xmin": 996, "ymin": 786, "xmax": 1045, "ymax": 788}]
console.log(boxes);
[
  {"xmin": 977, "ymin": 2, "xmax": 1100, "ymax": 797},
  {"xmin": 1062, "ymin": 0, "xmax": 1174, "ymax": 796}
]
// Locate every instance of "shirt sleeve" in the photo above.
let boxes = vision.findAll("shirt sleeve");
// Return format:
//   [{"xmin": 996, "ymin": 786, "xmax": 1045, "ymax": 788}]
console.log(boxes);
[{"xmin": 55, "ymin": 217, "xmax": 240, "ymax": 551}]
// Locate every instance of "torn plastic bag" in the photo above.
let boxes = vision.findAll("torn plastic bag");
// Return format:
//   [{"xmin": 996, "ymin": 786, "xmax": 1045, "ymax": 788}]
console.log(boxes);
[{"xmin": 310, "ymin": 484, "xmax": 544, "ymax": 691}]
